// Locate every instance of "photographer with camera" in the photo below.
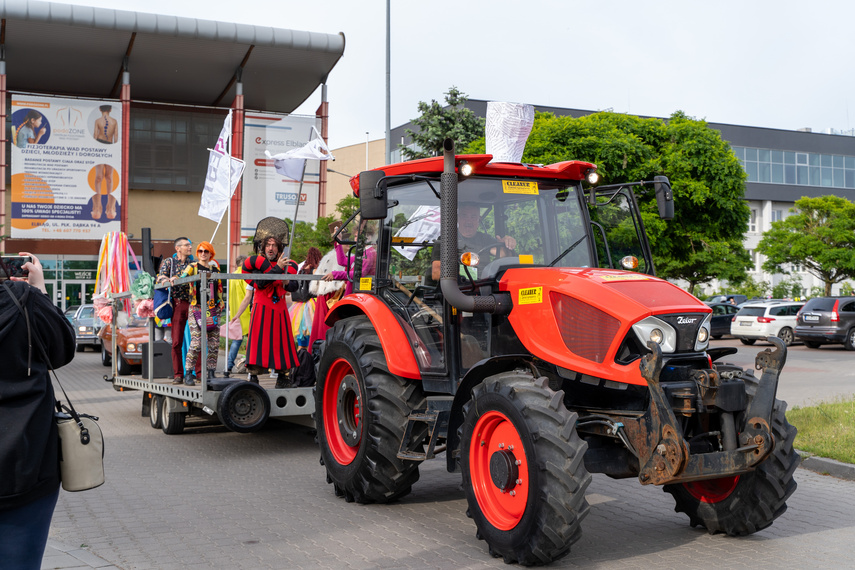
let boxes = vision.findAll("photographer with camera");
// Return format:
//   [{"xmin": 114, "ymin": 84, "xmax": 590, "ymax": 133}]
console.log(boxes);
[{"xmin": 0, "ymin": 252, "xmax": 76, "ymax": 569}]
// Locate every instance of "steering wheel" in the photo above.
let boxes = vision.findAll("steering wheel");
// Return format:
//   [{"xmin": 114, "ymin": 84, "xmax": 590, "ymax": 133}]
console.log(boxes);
[{"xmin": 474, "ymin": 242, "xmax": 508, "ymax": 263}]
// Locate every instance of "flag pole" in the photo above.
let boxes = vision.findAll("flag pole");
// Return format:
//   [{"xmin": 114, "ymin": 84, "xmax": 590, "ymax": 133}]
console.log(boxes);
[{"xmin": 284, "ymin": 159, "xmax": 308, "ymax": 259}]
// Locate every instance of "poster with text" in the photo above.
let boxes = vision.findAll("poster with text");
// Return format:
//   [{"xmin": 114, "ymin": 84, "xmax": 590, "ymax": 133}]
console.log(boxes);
[
  {"xmin": 10, "ymin": 95, "xmax": 122, "ymax": 239},
  {"xmin": 241, "ymin": 113, "xmax": 321, "ymax": 240}
]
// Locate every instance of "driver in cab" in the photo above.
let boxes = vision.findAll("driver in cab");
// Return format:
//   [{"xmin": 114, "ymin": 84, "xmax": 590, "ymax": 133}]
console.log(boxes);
[{"xmin": 430, "ymin": 203, "xmax": 516, "ymax": 281}]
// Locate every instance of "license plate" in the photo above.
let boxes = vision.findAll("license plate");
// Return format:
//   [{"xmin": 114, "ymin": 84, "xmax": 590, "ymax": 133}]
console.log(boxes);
[
  {"xmin": 804, "ymin": 315, "xmax": 819, "ymax": 322},
  {"xmin": 740, "ymin": 321, "xmax": 752, "ymax": 326}
]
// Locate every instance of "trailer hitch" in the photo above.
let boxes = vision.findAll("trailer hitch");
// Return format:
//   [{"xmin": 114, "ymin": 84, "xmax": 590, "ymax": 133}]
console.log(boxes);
[{"xmin": 625, "ymin": 338, "xmax": 785, "ymax": 486}]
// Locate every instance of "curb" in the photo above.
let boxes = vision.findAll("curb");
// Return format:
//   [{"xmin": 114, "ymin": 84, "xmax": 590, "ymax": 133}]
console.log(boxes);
[{"xmin": 796, "ymin": 449, "xmax": 855, "ymax": 481}]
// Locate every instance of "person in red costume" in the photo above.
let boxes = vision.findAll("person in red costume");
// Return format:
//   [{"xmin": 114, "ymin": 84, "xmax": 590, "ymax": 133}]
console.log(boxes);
[{"xmin": 242, "ymin": 218, "xmax": 299, "ymax": 388}]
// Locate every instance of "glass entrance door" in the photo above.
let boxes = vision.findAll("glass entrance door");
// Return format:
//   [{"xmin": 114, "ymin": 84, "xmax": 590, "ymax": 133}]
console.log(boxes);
[{"xmin": 63, "ymin": 281, "xmax": 95, "ymax": 310}]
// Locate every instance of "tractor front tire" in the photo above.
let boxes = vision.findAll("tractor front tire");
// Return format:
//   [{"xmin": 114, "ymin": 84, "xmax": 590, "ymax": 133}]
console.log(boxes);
[
  {"xmin": 315, "ymin": 316, "xmax": 427, "ymax": 504},
  {"xmin": 460, "ymin": 371, "xmax": 591, "ymax": 565},
  {"xmin": 664, "ymin": 371, "xmax": 799, "ymax": 535}
]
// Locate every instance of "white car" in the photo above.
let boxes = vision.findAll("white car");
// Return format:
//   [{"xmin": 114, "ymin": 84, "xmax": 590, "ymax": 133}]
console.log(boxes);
[{"xmin": 730, "ymin": 301, "xmax": 804, "ymax": 346}]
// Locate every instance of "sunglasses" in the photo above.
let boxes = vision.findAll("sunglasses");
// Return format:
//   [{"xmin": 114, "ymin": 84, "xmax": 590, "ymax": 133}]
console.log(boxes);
[{"xmin": 197, "ymin": 249, "xmax": 211, "ymax": 254}]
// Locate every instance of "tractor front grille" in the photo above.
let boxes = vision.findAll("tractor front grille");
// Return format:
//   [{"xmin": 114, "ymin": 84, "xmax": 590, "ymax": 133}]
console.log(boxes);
[{"xmin": 551, "ymin": 292, "xmax": 620, "ymax": 363}]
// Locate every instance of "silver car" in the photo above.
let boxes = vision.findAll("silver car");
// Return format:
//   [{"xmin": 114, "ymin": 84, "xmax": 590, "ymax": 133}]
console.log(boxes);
[
  {"xmin": 64, "ymin": 304, "xmax": 102, "ymax": 352},
  {"xmin": 729, "ymin": 301, "xmax": 804, "ymax": 346}
]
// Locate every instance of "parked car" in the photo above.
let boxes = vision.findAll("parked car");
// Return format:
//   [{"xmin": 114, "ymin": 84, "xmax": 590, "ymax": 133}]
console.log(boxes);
[
  {"xmin": 705, "ymin": 293, "xmax": 747, "ymax": 305},
  {"xmin": 63, "ymin": 304, "xmax": 102, "ymax": 352},
  {"xmin": 730, "ymin": 301, "xmax": 804, "ymax": 346},
  {"xmin": 795, "ymin": 296, "xmax": 855, "ymax": 350},
  {"xmin": 98, "ymin": 311, "xmax": 149, "ymax": 375},
  {"xmin": 707, "ymin": 302, "xmax": 741, "ymax": 339}
]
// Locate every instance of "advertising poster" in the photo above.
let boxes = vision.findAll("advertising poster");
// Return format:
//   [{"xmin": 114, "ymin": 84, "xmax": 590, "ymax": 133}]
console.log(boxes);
[
  {"xmin": 242, "ymin": 113, "xmax": 321, "ymax": 240},
  {"xmin": 10, "ymin": 95, "xmax": 122, "ymax": 239}
]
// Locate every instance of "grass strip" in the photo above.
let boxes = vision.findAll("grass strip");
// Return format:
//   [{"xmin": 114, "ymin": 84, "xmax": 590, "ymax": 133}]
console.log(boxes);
[{"xmin": 787, "ymin": 396, "xmax": 855, "ymax": 465}]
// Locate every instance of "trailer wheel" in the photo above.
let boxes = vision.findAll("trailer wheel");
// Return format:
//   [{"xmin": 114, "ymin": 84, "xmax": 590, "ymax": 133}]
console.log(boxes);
[
  {"xmin": 664, "ymin": 370, "xmax": 799, "ymax": 535},
  {"xmin": 101, "ymin": 344, "xmax": 111, "ymax": 367},
  {"xmin": 315, "ymin": 316, "xmax": 427, "ymax": 504},
  {"xmin": 149, "ymin": 394, "xmax": 163, "ymax": 429},
  {"xmin": 460, "ymin": 371, "xmax": 591, "ymax": 565},
  {"xmin": 161, "ymin": 398, "xmax": 186, "ymax": 435},
  {"xmin": 217, "ymin": 381, "xmax": 270, "ymax": 433}
]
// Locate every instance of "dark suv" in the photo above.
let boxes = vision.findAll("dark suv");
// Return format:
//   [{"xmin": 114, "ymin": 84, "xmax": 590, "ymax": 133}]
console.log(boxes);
[{"xmin": 795, "ymin": 296, "xmax": 855, "ymax": 350}]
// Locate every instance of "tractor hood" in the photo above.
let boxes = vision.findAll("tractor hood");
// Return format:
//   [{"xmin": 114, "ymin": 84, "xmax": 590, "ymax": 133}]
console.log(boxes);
[{"xmin": 500, "ymin": 267, "xmax": 711, "ymax": 386}]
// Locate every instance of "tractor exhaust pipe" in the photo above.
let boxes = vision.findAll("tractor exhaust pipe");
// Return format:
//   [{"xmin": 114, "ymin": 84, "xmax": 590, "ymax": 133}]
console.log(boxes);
[{"xmin": 440, "ymin": 138, "xmax": 500, "ymax": 314}]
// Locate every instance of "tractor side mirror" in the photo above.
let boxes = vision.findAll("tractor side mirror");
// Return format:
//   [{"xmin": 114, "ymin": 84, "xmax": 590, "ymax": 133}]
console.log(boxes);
[
  {"xmin": 359, "ymin": 169, "xmax": 388, "ymax": 220},
  {"xmin": 654, "ymin": 175, "xmax": 674, "ymax": 220}
]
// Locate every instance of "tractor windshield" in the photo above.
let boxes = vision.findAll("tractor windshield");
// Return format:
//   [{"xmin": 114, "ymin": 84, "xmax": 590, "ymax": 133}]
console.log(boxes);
[{"xmin": 383, "ymin": 177, "xmax": 593, "ymax": 286}]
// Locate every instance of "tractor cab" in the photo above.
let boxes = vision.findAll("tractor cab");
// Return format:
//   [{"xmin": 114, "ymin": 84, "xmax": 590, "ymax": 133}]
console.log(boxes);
[{"xmin": 337, "ymin": 149, "xmax": 668, "ymax": 387}]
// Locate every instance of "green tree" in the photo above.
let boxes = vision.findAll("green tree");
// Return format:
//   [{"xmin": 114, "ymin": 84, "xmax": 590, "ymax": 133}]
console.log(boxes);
[
  {"xmin": 287, "ymin": 195, "xmax": 359, "ymax": 262},
  {"xmin": 757, "ymin": 195, "xmax": 855, "ymax": 296},
  {"xmin": 401, "ymin": 87, "xmax": 485, "ymax": 160},
  {"xmin": 466, "ymin": 110, "xmax": 751, "ymax": 292}
]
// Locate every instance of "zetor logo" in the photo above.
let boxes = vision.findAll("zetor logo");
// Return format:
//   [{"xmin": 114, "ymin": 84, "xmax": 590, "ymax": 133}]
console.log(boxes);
[{"xmin": 677, "ymin": 316, "xmax": 698, "ymax": 325}]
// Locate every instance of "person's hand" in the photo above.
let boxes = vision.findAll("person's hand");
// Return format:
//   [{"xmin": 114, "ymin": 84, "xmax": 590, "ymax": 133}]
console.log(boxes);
[
  {"xmin": 323, "ymin": 272, "xmax": 335, "ymax": 281},
  {"xmin": 277, "ymin": 254, "xmax": 291, "ymax": 269},
  {"xmin": 13, "ymin": 251, "xmax": 46, "ymax": 294},
  {"xmin": 37, "ymin": 127, "xmax": 46, "ymax": 138},
  {"xmin": 497, "ymin": 235, "xmax": 517, "ymax": 251}
]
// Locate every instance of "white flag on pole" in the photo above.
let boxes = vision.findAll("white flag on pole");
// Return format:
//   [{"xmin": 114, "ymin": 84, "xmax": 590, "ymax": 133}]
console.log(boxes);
[
  {"xmin": 265, "ymin": 128, "xmax": 334, "ymax": 181},
  {"xmin": 198, "ymin": 111, "xmax": 246, "ymax": 222}
]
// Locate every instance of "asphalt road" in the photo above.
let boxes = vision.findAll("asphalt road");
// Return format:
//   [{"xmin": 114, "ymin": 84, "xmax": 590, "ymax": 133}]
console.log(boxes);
[{"xmin": 45, "ymin": 346, "xmax": 855, "ymax": 570}]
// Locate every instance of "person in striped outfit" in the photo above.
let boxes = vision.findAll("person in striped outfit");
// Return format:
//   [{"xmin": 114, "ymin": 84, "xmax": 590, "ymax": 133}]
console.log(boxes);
[{"xmin": 242, "ymin": 220, "xmax": 299, "ymax": 388}]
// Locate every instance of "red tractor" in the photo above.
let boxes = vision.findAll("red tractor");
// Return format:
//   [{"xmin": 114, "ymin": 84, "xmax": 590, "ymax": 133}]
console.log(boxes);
[{"xmin": 315, "ymin": 139, "xmax": 798, "ymax": 565}]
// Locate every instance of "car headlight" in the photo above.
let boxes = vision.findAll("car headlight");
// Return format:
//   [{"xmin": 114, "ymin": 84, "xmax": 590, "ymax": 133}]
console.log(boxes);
[
  {"xmin": 78, "ymin": 326, "xmax": 92, "ymax": 333},
  {"xmin": 695, "ymin": 314, "xmax": 711, "ymax": 351},
  {"xmin": 632, "ymin": 317, "xmax": 677, "ymax": 353},
  {"xmin": 126, "ymin": 343, "xmax": 136, "ymax": 352}
]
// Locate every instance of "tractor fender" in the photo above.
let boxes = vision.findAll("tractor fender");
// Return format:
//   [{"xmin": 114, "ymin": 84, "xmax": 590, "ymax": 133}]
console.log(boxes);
[
  {"xmin": 445, "ymin": 354, "xmax": 538, "ymax": 473},
  {"xmin": 326, "ymin": 294, "xmax": 422, "ymax": 380}
]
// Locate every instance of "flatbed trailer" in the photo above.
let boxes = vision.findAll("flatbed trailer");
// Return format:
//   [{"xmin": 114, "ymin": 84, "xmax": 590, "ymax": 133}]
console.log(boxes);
[{"xmin": 105, "ymin": 272, "xmax": 316, "ymax": 434}]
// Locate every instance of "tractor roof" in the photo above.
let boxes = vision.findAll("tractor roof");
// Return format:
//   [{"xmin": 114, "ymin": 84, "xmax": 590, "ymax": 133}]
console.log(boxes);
[{"xmin": 349, "ymin": 155, "xmax": 597, "ymax": 195}]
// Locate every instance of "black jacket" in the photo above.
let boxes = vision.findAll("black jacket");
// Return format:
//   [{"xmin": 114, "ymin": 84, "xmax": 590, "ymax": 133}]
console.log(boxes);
[{"xmin": 0, "ymin": 281, "xmax": 76, "ymax": 511}]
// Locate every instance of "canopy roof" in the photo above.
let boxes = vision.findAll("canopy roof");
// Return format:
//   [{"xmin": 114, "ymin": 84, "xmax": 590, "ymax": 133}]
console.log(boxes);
[{"xmin": 0, "ymin": 0, "xmax": 345, "ymax": 111}]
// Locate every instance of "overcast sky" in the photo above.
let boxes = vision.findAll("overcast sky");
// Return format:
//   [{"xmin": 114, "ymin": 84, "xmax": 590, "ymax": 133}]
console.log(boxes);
[{"xmin": 60, "ymin": 0, "xmax": 855, "ymax": 150}]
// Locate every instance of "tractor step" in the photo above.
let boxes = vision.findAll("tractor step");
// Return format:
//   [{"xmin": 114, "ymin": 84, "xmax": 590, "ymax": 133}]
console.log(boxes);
[{"xmin": 398, "ymin": 405, "xmax": 450, "ymax": 461}]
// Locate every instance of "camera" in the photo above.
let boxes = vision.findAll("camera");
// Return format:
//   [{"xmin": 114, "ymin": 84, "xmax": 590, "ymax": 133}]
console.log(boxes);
[{"xmin": 0, "ymin": 255, "xmax": 32, "ymax": 279}]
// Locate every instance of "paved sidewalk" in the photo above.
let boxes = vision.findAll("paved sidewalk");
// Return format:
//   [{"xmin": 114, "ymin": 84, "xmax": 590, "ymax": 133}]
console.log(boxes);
[{"xmin": 41, "ymin": 540, "xmax": 119, "ymax": 569}]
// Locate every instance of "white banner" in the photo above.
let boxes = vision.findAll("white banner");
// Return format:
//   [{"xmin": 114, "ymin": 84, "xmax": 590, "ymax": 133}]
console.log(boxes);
[
  {"xmin": 241, "ymin": 113, "xmax": 322, "ymax": 240},
  {"xmin": 10, "ymin": 95, "xmax": 123, "ymax": 239},
  {"xmin": 198, "ymin": 151, "xmax": 246, "ymax": 222}
]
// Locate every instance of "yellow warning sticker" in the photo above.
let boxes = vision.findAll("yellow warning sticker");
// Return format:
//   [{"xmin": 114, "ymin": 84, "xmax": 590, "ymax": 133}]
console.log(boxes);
[
  {"xmin": 518, "ymin": 254, "xmax": 534, "ymax": 264},
  {"xmin": 359, "ymin": 277, "xmax": 373, "ymax": 290},
  {"xmin": 518, "ymin": 286, "xmax": 543, "ymax": 305},
  {"xmin": 502, "ymin": 180, "xmax": 539, "ymax": 195}
]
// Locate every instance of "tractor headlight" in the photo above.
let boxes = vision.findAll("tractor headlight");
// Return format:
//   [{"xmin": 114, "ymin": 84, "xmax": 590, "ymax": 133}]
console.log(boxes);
[
  {"xmin": 586, "ymin": 169, "xmax": 600, "ymax": 185},
  {"xmin": 632, "ymin": 317, "xmax": 677, "ymax": 353},
  {"xmin": 695, "ymin": 314, "xmax": 712, "ymax": 351}
]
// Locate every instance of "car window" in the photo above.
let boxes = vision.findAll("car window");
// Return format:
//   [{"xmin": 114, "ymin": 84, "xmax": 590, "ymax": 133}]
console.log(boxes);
[
  {"xmin": 64, "ymin": 306, "xmax": 79, "ymax": 317},
  {"xmin": 841, "ymin": 301, "xmax": 855, "ymax": 312},
  {"xmin": 787, "ymin": 305, "xmax": 803, "ymax": 316},
  {"xmin": 80, "ymin": 306, "xmax": 94, "ymax": 319},
  {"xmin": 727, "ymin": 305, "xmax": 739, "ymax": 315},
  {"xmin": 713, "ymin": 305, "xmax": 725, "ymax": 315},
  {"xmin": 769, "ymin": 306, "xmax": 787, "ymax": 316},
  {"xmin": 737, "ymin": 307, "xmax": 765, "ymax": 317},
  {"xmin": 805, "ymin": 298, "xmax": 836, "ymax": 312}
]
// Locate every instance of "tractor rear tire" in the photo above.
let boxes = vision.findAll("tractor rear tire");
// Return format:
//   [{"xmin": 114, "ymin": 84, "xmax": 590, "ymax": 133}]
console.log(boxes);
[
  {"xmin": 663, "ymin": 370, "xmax": 799, "ymax": 535},
  {"xmin": 460, "ymin": 371, "xmax": 591, "ymax": 565},
  {"xmin": 315, "ymin": 316, "xmax": 427, "ymax": 504}
]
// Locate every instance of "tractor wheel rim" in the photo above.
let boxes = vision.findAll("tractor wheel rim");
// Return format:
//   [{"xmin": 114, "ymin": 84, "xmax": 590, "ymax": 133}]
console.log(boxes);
[
  {"xmin": 470, "ymin": 410, "xmax": 529, "ymax": 530},
  {"xmin": 683, "ymin": 475, "xmax": 740, "ymax": 503},
  {"xmin": 324, "ymin": 358, "xmax": 361, "ymax": 465}
]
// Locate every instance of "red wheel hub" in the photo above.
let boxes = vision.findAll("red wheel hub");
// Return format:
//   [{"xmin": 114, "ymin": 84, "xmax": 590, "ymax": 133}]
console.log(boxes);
[
  {"xmin": 469, "ymin": 410, "xmax": 529, "ymax": 530},
  {"xmin": 683, "ymin": 475, "xmax": 740, "ymax": 503},
  {"xmin": 323, "ymin": 358, "xmax": 362, "ymax": 465}
]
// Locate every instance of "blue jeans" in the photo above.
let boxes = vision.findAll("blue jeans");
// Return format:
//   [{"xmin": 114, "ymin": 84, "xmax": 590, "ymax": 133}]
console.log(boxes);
[
  {"xmin": 227, "ymin": 337, "xmax": 244, "ymax": 371},
  {"xmin": 0, "ymin": 485, "xmax": 60, "ymax": 570}
]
